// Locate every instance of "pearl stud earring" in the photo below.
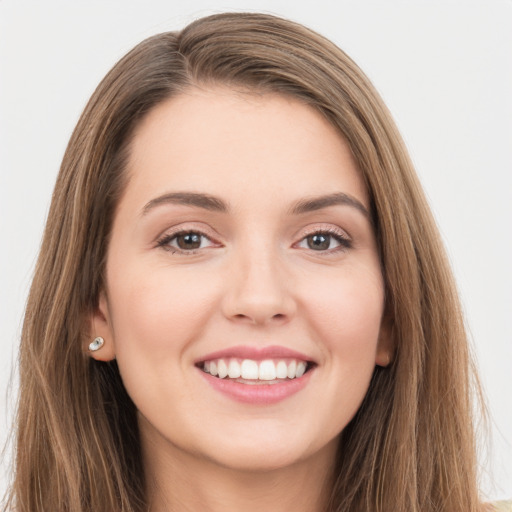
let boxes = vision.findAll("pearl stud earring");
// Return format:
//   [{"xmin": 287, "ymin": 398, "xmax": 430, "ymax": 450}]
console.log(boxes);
[{"xmin": 88, "ymin": 336, "xmax": 105, "ymax": 352}]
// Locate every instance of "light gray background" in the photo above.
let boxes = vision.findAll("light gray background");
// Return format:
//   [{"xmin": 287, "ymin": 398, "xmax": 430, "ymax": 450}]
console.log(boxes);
[{"xmin": 1, "ymin": 0, "xmax": 511, "ymax": 502}]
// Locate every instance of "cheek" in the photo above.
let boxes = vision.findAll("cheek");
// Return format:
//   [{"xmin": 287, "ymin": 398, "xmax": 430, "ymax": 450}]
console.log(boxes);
[
  {"xmin": 107, "ymin": 263, "xmax": 221, "ymax": 360},
  {"xmin": 105, "ymin": 263, "xmax": 224, "ymax": 423},
  {"xmin": 284, "ymin": 265, "xmax": 385, "ymax": 443},
  {"xmin": 302, "ymin": 265, "xmax": 385, "ymax": 362}
]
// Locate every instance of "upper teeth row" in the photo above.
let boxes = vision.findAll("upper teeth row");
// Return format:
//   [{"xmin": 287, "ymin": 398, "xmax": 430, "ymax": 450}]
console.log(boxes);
[{"xmin": 203, "ymin": 358, "xmax": 307, "ymax": 380}]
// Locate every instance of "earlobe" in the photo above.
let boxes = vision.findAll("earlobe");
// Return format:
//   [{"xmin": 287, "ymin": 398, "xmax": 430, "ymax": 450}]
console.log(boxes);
[
  {"xmin": 87, "ymin": 291, "xmax": 116, "ymax": 361},
  {"xmin": 375, "ymin": 350, "xmax": 392, "ymax": 367},
  {"xmin": 375, "ymin": 314, "xmax": 394, "ymax": 368}
]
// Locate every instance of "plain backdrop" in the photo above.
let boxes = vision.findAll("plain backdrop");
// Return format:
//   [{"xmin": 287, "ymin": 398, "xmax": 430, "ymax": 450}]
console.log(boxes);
[{"xmin": 1, "ymin": 0, "xmax": 511, "ymax": 502}]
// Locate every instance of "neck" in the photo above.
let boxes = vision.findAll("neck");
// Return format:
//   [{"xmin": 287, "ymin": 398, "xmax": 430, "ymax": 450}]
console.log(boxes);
[{"xmin": 142, "ymin": 426, "xmax": 337, "ymax": 512}]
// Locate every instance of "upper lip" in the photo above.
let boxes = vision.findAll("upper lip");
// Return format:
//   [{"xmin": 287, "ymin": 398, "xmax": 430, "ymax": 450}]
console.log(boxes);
[{"xmin": 195, "ymin": 345, "xmax": 315, "ymax": 364}]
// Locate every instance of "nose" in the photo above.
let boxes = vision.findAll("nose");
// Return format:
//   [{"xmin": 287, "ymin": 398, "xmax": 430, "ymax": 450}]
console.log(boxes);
[{"xmin": 221, "ymin": 247, "xmax": 296, "ymax": 326}]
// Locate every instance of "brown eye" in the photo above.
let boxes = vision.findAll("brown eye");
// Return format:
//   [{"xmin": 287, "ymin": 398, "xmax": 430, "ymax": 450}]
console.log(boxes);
[
  {"xmin": 158, "ymin": 231, "xmax": 215, "ymax": 253},
  {"xmin": 306, "ymin": 233, "xmax": 332, "ymax": 251},
  {"xmin": 296, "ymin": 230, "xmax": 351, "ymax": 253},
  {"xmin": 175, "ymin": 232, "xmax": 203, "ymax": 250}
]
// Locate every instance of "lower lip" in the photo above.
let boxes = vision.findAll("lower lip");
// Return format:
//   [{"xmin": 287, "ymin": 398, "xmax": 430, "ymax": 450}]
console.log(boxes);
[{"xmin": 198, "ymin": 368, "xmax": 313, "ymax": 405}]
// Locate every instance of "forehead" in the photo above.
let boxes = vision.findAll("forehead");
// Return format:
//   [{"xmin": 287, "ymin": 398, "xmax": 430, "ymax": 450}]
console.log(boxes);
[{"xmin": 124, "ymin": 87, "xmax": 368, "ymax": 213}]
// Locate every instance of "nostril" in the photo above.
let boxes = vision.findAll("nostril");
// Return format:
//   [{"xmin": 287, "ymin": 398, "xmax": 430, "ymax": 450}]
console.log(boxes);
[
  {"xmin": 222, "ymin": 289, "xmax": 296, "ymax": 325},
  {"xmin": 230, "ymin": 312, "xmax": 288, "ymax": 325}
]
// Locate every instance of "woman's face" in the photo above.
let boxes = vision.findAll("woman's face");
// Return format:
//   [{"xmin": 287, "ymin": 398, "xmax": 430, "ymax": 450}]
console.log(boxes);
[{"xmin": 91, "ymin": 87, "xmax": 390, "ymax": 472}]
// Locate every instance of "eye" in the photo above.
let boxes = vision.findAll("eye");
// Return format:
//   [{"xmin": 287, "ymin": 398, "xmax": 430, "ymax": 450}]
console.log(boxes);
[
  {"xmin": 296, "ymin": 230, "xmax": 351, "ymax": 252},
  {"xmin": 157, "ymin": 230, "xmax": 216, "ymax": 253}
]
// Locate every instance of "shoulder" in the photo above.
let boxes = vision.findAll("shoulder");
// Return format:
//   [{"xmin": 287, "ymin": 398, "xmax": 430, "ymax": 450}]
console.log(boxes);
[{"xmin": 490, "ymin": 501, "xmax": 512, "ymax": 512}]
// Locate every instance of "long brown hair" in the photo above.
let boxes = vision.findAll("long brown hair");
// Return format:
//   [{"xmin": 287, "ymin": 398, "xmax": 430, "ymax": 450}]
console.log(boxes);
[{"xmin": 6, "ymin": 12, "xmax": 484, "ymax": 512}]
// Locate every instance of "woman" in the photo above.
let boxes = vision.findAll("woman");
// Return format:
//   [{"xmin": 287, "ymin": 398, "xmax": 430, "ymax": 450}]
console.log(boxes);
[{"xmin": 4, "ymin": 12, "xmax": 507, "ymax": 512}]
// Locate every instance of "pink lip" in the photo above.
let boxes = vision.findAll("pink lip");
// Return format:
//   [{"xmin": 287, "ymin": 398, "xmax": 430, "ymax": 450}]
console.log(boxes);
[
  {"xmin": 197, "ymin": 367, "xmax": 314, "ymax": 405},
  {"xmin": 195, "ymin": 345, "xmax": 314, "ymax": 364},
  {"xmin": 195, "ymin": 345, "xmax": 316, "ymax": 405}
]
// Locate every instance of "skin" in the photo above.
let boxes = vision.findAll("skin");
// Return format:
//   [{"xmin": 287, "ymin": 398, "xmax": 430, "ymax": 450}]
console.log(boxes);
[{"xmin": 90, "ymin": 87, "xmax": 391, "ymax": 512}]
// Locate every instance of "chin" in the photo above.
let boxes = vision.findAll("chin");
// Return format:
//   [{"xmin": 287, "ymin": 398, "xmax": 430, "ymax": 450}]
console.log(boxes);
[
  {"xmin": 205, "ymin": 445, "xmax": 313, "ymax": 473},
  {"xmin": 195, "ymin": 426, "xmax": 338, "ymax": 474}
]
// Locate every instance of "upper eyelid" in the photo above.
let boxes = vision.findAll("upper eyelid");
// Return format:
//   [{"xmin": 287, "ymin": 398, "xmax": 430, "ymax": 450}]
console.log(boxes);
[
  {"xmin": 301, "ymin": 226, "xmax": 348, "ymax": 236},
  {"xmin": 297, "ymin": 224, "xmax": 351, "ymax": 241},
  {"xmin": 154, "ymin": 223, "xmax": 220, "ymax": 243}
]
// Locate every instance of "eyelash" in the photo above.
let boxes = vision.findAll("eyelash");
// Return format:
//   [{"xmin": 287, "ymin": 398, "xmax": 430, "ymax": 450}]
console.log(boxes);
[
  {"xmin": 297, "ymin": 227, "xmax": 352, "ymax": 253},
  {"xmin": 156, "ymin": 230, "xmax": 217, "ymax": 255},
  {"xmin": 156, "ymin": 227, "xmax": 352, "ymax": 255}
]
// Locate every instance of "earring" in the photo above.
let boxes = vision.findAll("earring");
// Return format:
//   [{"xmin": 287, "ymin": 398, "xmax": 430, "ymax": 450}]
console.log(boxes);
[{"xmin": 89, "ymin": 336, "xmax": 105, "ymax": 352}]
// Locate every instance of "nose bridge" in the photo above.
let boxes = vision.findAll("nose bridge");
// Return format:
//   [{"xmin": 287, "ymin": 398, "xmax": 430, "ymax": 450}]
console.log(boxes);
[{"xmin": 222, "ymin": 236, "xmax": 295, "ymax": 324}]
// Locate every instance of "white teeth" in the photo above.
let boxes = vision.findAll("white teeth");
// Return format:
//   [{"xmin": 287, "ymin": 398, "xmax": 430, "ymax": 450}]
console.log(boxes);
[
  {"xmin": 228, "ymin": 359, "xmax": 241, "ymax": 378},
  {"xmin": 276, "ymin": 361, "xmax": 288, "ymax": 379},
  {"xmin": 296, "ymin": 361, "xmax": 306, "ymax": 378},
  {"xmin": 241, "ymin": 359, "xmax": 259, "ymax": 379},
  {"xmin": 217, "ymin": 359, "xmax": 228, "ymax": 379},
  {"xmin": 259, "ymin": 360, "xmax": 277, "ymax": 380},
  {"xmin": 287, "ymin": 360, "xmax": 296, "ymax": 379},
  {"xmin": 202, "ymin": 357, "xmax": 311, "ymax": 381}
]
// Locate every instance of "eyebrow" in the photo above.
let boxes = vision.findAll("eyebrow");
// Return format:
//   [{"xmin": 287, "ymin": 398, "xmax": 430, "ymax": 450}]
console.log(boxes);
[
  {"xmin": 289, "ymin": 192, "xmax": 370, "ymax": 218},
  {"xmin": 141, "ymin": 190, "xmax": 369, "ymax": 219},
  {"xmin": 141, "ymin": 192, "xmax": 229, "ymax": 215}
]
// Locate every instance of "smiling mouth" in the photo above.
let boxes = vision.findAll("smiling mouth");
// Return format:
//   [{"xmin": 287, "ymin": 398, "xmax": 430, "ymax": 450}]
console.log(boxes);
[{"xmin": 196, "ymin": 358, "xmax": 315, "ymax": 384}]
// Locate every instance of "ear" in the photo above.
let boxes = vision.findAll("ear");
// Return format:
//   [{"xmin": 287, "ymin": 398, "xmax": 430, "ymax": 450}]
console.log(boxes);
[
  {"xmin": 375, "ymin": 312, "xmax": 394, "ymax": 368},
  {"xmin": 87, "ymin": 291, "xmax": 116, "ymax": 362}
]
